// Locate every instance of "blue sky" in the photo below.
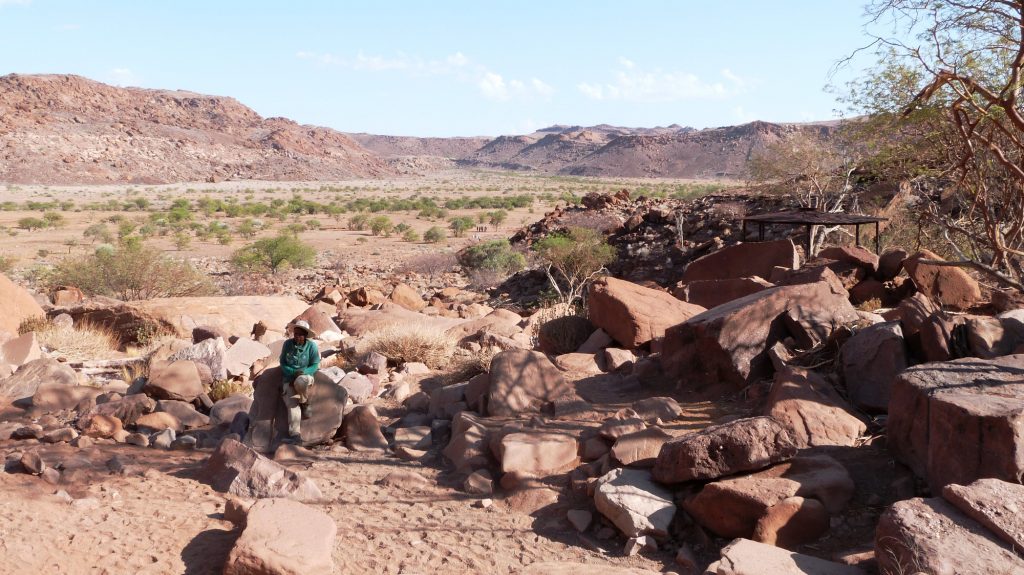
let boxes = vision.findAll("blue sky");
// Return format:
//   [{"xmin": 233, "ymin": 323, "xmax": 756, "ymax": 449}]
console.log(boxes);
[{"xmin": 0, "ymin": 1, "xmax": 873, "ymax": 136}]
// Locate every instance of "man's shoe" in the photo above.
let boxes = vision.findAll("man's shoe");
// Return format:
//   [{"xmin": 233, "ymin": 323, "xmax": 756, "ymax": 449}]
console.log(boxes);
[
  {"xmin": 280, "ymin": 435, "xmax": 301, "ymax": 445},
  {"xmin": 300, "ymin": 403, "xmax": 312, "ymax": 420}
]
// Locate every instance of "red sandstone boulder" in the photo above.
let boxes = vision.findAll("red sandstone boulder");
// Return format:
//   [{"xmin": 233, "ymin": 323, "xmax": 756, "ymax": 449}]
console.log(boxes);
[
  {"xmin": 673, "ymin": 277, "xmax": 774, "ymax": 309},
  {"xmin": 818, "ymin": 246, "xmax": 879, "ymax": 275},
  {"xmin": 877, "ymin": 248, "xmax": 909, "ymax": 281},
  {"xmin": 707, "ymin": 538, "xmax": 867, "ymax": 575},
  {"xmin": 0, "ymin": 273, "xmax": 44, "ymax": 336},
  {"xmin": 587, "ymin": 277, "xmax": 705, "ymax": 349},
  {"xmin": 903, "ymin": 249, "xmax": 982, "ymax": 310},
  {"xmin": 681, "ymin": 240, "xmax": 799, "ymax": 284},
  {"xmin": 765, "ymin": 366, "xmax": 866, "ymax": 448},
  {"xmin": 144, "ymin": 360, "xmax": 204, "ymax": 402},
  {"xmin": 943, "ymin": 478, "xmax": 1024, "ymax": 552},
  {"xmin": 0, "ymin": 358, "xmax": 78, "ymax": 400},
  {"xmin": 389, "ymin": 283, "xmax": 426, "ymax": 311},
  {"xmin": 487, "ymin": 350, "xmax": 571, "ymax": 417},
  {"xmin": 662, "ymin": 281, "xmax": 858, "ymax": 388},
  {"xmin": 224, "ymin": 498, "xmax": 336, "ymax": 575},
  {"xmin": 203, "ymin": 438, "xmax": 322, "ymax": 501},
  {"xmin": 838, "ymin": 321, "xmax": 908, "ymax": 413},
  {"xmin": 498, "ymin": 431, "xmax": 578, "ymax": 478}
]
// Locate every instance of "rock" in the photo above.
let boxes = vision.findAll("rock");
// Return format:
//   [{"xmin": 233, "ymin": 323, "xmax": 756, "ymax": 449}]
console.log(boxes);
[
  {"xmin": 357, "ymin": 351, "xmax": 388, "ymax": 375},
  {"xmin": 247, "ymin": 367, "xmax": 349, "ymax": 450},
  {"xmin": 663, "ymin": 282, "xmax": 859, "ymax": 388},
  {"xmin": 838, "ymin": 321, "xmax": 908, "ymax": 413},
  {"xmin": 765, "ymin": 366, "xmax": 866, "ymax": 448},
  {"xmin": 0, "ymin": 273, "xmax": 45, "ymax": 335},
  {"xmin": 847, "ymin": 278, "xmax": 887, "ymax": 306},
  {"xmin": 652, "ymin": 416, "xmax": 798, "ymax": 484},
  {"xmin": 151, "ymin": 428, "xmax": 176, "ymax": 449},
  {"xmin": 20, "ymin": 451, "xmax": 44, "ymax": 475},
  {"xmin": 81, "ymin": 394, "xmax": 156, "ymax": 427},
  {"xmin": 903, "ymin": 249, "xmax": 982, "ymax": 310},
  {"xmin": 594, "ymin": 468, "xmax": 676, "ymax": 537},
  {"xmin": 943, "ymin": 478, "xmax": 1024, "ymax": 552},
  {"xmin": 753, "ymin": 496, "xmax": 829, "ymax": 549},
  {"xmin": 681, "ymin": 240, "xmax": 800, "ymax": 284},
  {"xmin": 623, "ymin": 535, "xmax": 656, "ymax": 556},
  {"xmin": 136, "ymin": 411, "xmax": 183, "ymax": 433},
  {"xmin": 394, "ymin": 446, "xmax": 426, "ymax": 461},
  {"xmin": 0, "ymin": 358, "xmax": 78, "ymax": 400},
  {"xmin": 134, "ymin": 296, "xmax": 309, "ymax": 342},
  {"xmin": 587, "ymin": 277, "xmax": 705, "ymax": 349},
  {"xmin": 444, "ymin": 309, "xmax": 522, "ymax": 343},
  {"xmin": 223, "ymin": 338, "xmax": 271, "ymax": 378},
  {"xmin": 599, "ymin": 411, "xmax": 646, "ymax": 440},
  {"xmin": 223, "ymin": 496, "xmax": 254, "ymax": 526},
  {"xmin": 290, "ymin": 303, "xmax": 342, "ymax": 338},
  {"xmin": 631, "ymin": 397, "xmax": 682, "ymax": 423},
  {"xmin": 335, "ymin": 371, "xmax": 373, "ymax": 404},
  {"xmin": 224, "ymin": 498, "xmax": 336, "ymax": 575},
  {"xmin": 0, "ymin": 331, "xmax": 41, "ymax": 367},
  {"xmin": 676, "ymin": 277, "xmax": 774, "ymax": 309},
  {"xmin": 192, "ymin": 324, "xmax": 229, "ymax": 344},
  {"xmin": 348, "ymin": 286, "xmax": 388, "ymax": 307},
  {"xmin": 156, "ymin": 399, "xmax": 209, "ymax": 429},
  {"xmin": 464, "ymin": 469, "xmax": 494, "ymax": 495},
  {"xmin": 567, "ymin": 509, "xmax": 592, "ymax": 532},
  {"xmin": 877, "ymin": 248, "xmax": 908, "ymax": 281},
  {"xmin": 376, "ymin": 469, "xmax": 432, "ymax": 491},
  {"xmin": 343, "ymin": 405, "xmax": 388, "ymax": 451},
  {"xmin": 708, "ymin": 538, "xmax": 867, "ymax": 575},
  {"xmin": 918, "ymin": 311, "xmax": 966, "ymax": 362},
  {"xmin": 518, "ymin": 563, "xmax": 661, "ymax": 575},
  {"xmin": 818, "ymin": 246, "xmax": 879, "ymax": 274},
  {"xmin": 487, "ymin": 350, "xmax": 571, "ymax": 417},
  {"xmin": 499, "ymin": 431, "xmax": 578, "ymax": 477},
  {"xmin": 392, "ymin": 426, "xmax": 430, "ymax": 451},
  {"xmin": 554, "ymin": 352, "xmax": 605, "ymax": 374},
  {"xmin": 82, "ymin": 414, "xmax": 123, "ymax": 438},
  {"xmin": 125, "ymin": 432, "xmax": 149, "ymax": 447},
  {"xmin": 208, "ymin": 396, "xmax": 251, "ymax": 428},
  {"xmin": 32, "ymin": 383, "xmax": 103, "ymax": 413},
  {"xmin": 603, "ymin": 348, "xmax": 636, "ymax": 372},
  {"xmin": 41, "ymin": 427, "xmax": 78, "ymax": 444},
  {"xmin": 683, "ymin": 455, "xmax": 854, "ymax": 539},
  {"xmin": 203, "ymin": 438, "xmax": 322, "ymax": 501},
  {"xmin": 888, "ymin": 355, "xmax": 1024, "ymax": 492},
  {"xmin": 389, "ymin": 283, "xmax": 426, "ymax": 311},
  {"xmin": 167, "ymin": 337, "xmax": 228, "ymax": 381},
  {"xmin": 611, "ymin": 427, "xmax": 672, "ymax": 468},
  {"xmin": 876, "ymin": 497, "xmax": 1024, "ymax": 575},
  {"xmin": 582, "ymin": 437, "xmax": 611, "ymax": 461},
  {"xmin": 443, "ymin": 412, "xmax": 491, "ymax": 473},
  {"xmin": 577, "ymin": 328, "xmax": 614, "ymax": 353},
  {"xmin": 885, "ymin": 292, "xmax": 940, "ymax": 339},
  {"xmin": 144, "ymin": 360, "xmax": 204, "ymax": 402}
]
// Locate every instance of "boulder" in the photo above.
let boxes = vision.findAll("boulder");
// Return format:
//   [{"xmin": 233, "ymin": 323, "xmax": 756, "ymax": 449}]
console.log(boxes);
[
  {"xmin": 393, "ymin": 426, "xmax": 431, "ymax": 450},
  {"xmin": 32, "ymin": 384, "xmax": 103, "ymax": 413},
  {"xmin": 594, "ymin": 468, "xmax": 676, "ymax": 537},
  {"xmin": 604, "ymin": 348, "xmax": 636, "ymax": 372},
  {"xmin": 0, "ymin": 332, "xmax": 41, "ymax": 367},
  {"xmin": 966, "ymin": 310, "xmax": 1024, "ymax": 359},
  {"xmin": 918, "ymin": 311, "xmax": 967, "ymax": 362},
  {"xmin": 80, "ymin": 394, "xmax": 155, "ymax": 427},
  {"xmin": 753, "ymin": 496, "xmax": 829, "ymax": 549},
  {"xmin": 519, "ymin": 563, "xmax": 661, "ymax": 575},
  {"xmin": 675, "ymin": 277, "xmax": 774, "ymax": 310},
  {"xmin": 681, "ymin": 240, "xmax": 800, "ymax": 284},
  {"xmin": 246, "ymin": 367, "xmax": 349, "ymax": 450},
  {"xmin": 630, "ymin": 397, "xmax": 683, "ymax": 423},
  {"xmin": 0, "ymin": 273, "xmax": 45, "ymax": 335},
  {"xmin": 156, "ymin": 400, "xmax": 209, "ymax": 429},
  {"xmin": 877, "ymin": 248, "xmax": 908, "ymax": 281},
  {"xmin": 577, "ymin": 328, "xmax": 614, "ymax": 354},
  {"xmin": 203, "ymin": 438, "xmax": 322, "ymax": 501},
  {"xmin": 876, "ymin": 497, "xmax": 1024, "ymax": 575},
  {"xmin": 817, "ymin": 246, "xmax": 879, "ymax": 274},
  {"xmin": 663, "ymin": 282, "xmax": 858, "ymax": 388},
  {"xmin": 136, "ymin": 411, "xmax": 183, "ymax": 433},
  {"xmin": 210, "ymin": 394, "xmax": 253, "ymax": 427},
  {"xmin": 428, "ymin": 381, "xmax": 468, "ymax": 419},
  {"xmin": 144, "ymin": 360, "xmax": 204, "ymax": 402},
  {"xmin": 587, "ymin": 277, "xmax": 705, "ymax": 349},
  {"xmin": 885, "ymin": 292, "xmax": 941, "ymax": 339},
  {"xmin": 167, "ymin": 337, "xmax": 228, "ymax": 381},
  {"xmin": 652, "ymin": 416, "xmax": 798, "ymax": 484},
  {"xmin": 81, "ymin": 414, "xmax": 123, "ymax": 439},
  {"xmin": 0, "ymin": 358, "xmax": 78, "ymax": 400},
  {"xmin": 349, "ymin": 286, "xmax": 387, "ymax": 307},
  {"xmin": 192, "ymin": 325, "xmax": 229, "ymax": 344},
  {"xmin": 50, "ymin": 285, "xmax": 84, "ymax": 307},
  {"xmin": 553, "ymin": 353, "xmax": 605, "ymax": 374},
  {"xmin": 336, "ymin": 371, "xmax": 374, "ymax": 404},
  {"xmin": 611, "ymin": 427, "xmax": 672, "ymax": 468},
  {"xmin": 343, "ymin": 405, "xmax": 387, "ymax": 451},
  {"xmin": 838, "ymin": 321, "xmax": 908, "ymax": 413},
  {"xmin": 943, "ymin": 478, "xmax": 1024, "ymax": 552},
  {"xmin": 903, "ymin": 249, "xmax": 982, "ymax": 310},
  {"xmin": 683, "ymin": 455, "xmax": 855, "ymax": 539},
  {"xmin": 224, "ymin": 498, "xmax": 336, "ymax": 575},
  {"xmin": 223, "ymin": 338, "xmax": 272, "ymax": 378},
  {"xmin": 707, "ymin": 538, "xmax": 867, "ymax": 575},
  {"xmin": 765, "ymin": 367, "xmax": 866, "ymax": 448},
  {"xmin": 289, "ymin": 303, "xmax": 342, "ymax": 339},
  {"xmin": 133, "ymin": 296, "xmax": 310, "ymax": 341},
  {"xmin": 389, "ymin": 283, "xmax": 426, "ymax": 311},
  {"xmin": 888, "ymin": 355, "xmax": 1024, "ymax": 492},
  {"xmin": 499, "ymin": 431, "xmax": 578, "ymax": 477},
  {"xmin": 443, "ymin": 412, "xmax": 492, "ymax": 473},
  {"xmin": 487, "ymin": 350, "xmax": 571, "ymax": 417}
]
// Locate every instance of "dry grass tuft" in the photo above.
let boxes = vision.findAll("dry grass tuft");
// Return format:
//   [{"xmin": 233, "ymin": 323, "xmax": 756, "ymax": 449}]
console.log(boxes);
[
  {"xmin": 359, "ymin": 322, "xmax": 457, "ymax": 370},
  {"xmin": 856, "ymin": 297, "xmax": 883, "ymax": 312},
  {"xmin": 209, "ymin": 380, "xmax": 252, "ymax": 402},
  {"xmin": 444, "ymin": 346, "xmax": 498, "ymax": 384},
  {"xmin": 34, "ymin": 320, "xmax": 120, "ymax": 361}
]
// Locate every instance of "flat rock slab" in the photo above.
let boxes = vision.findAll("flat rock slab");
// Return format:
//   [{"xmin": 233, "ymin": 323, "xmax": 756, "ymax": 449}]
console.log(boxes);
[
  {"xmin": 517, "ymin": 563, "xmax": 661, "ymax": 575},
  {"xmin": 680, "ymin": 239, "xmax": 799, "ymax": 284},
  {"xmin": 499, "ymin": 431, "xmax": 578, "ymax": 477},
  {"xmin": 707, "ymin": 538, "xmax": 866, "ymax": 575},
  {"xmin": 487, "ymin": 350, "xmax": 571, "ymax": 417},
  {"xmin": 765, "ymin": 366, "xmax": 865, "ymax": 448},
  {"xmin": 876, "ymin": 497, "xmax": 1024, "ymax": 575},
  {"xmin": 587, "ymin": 276, "xmax": 705, "ymax": 349},
  {"xmin": 611, "ymin": 427, "xmax": 672, "ymax": 468},
  {"xmin": 224, "ymin": 338, "xmax": 271, "ymax": 378},
  {"xmin": 594, "ymin": 468, "xmax": 675, "ymax": 538},
  {"xmin": 203, "ymin": 438, "xmax": 322, "ymax": 502},
  {"xmin": 943, "ymin": 478, "xmax": 1024, "ymax": 552},
  {"xmin": 224, "ymin": 498, "xmax": 336, "ymax": 575},
  {"xmin": 653, "ymin": 416, "xmax": 797, "ymax": 483},
  {"xmin": 0, "ymin": 358, "xmax": 78, "ymax": 401}
]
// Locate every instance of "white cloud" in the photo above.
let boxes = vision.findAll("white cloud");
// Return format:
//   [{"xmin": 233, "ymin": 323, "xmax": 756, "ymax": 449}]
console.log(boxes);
[
  {"xmin": 108, "ymin": 68, "xmax": 138, "ymax": 87},
  {"xmin": 479, "ymin": 72, "xmax": 508, "ymax": 100},
  {"xmin": 579, "ymin": 61, "xmax": 747, "ymax": 103}
]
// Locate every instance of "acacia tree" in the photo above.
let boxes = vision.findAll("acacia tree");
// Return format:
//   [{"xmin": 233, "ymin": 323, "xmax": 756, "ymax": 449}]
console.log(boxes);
[{"xmin": 852, "ymin": 0, "xmax": 1024, "ymax": 289}]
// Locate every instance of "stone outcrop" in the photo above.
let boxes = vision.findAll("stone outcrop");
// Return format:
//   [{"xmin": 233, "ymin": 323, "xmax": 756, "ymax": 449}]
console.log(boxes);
[
  {"xmin": 587, "ymin": 277, "xmax": 705, "ymax": 349},
  {"xmin": 680, "ymin": 240, "xmax": 799, "ymax": 284},
  {"xmin": 203, "ymin": 438, "xmax": 322, "ymax": 502},
  {"xmin": 487, "ymin": 350, "xmax": 571, "ymax": 417},
  {"xmin": 838, "ymin": 321, "xmax": 908, "ymax": 413},
  {"xmin": 594, "ymin": 468, "xmax": 676, "ymax": 538},
  {"xmin": 0, "ymin": 358, "xmax": 78, "ymax": 400},
  {"xmin": 224, "ymin": 498, "xmax": 336, "ymax": 575}
]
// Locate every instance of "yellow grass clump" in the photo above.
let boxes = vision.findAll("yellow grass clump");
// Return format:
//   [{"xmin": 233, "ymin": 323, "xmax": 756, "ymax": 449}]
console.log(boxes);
[
  {"xmin": 32, "ymin": 319, "xmax": 120, "ymax": 361},
  {"xmin": 359, "ymin": 322, "xmax": 457, "ymax": 370}
]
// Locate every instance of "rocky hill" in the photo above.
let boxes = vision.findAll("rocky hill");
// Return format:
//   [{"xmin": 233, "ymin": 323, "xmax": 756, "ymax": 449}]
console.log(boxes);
[{"xmin": 0, "ymin": 74, "xmax": 395, "ymax": 184}]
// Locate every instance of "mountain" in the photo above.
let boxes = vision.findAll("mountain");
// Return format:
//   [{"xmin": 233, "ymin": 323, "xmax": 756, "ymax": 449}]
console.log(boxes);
[
  {"xmin": 0, "ymin": 74, "xmax": 837, "ymax": 184},
  {"xmin": 0, "ymin": 74, "xmax": 394, "ymax": 184}
]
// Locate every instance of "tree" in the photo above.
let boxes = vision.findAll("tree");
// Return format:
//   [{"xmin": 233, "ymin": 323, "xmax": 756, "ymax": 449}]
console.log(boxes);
[
  {"xmin": 850, "ymin": 0, "xmax": 1024, "ymax": 289},
  {"xmin": 449, "ymin": 216, "xmax": 474, "ymax": 238},
  {"xmin": 348, "ymin": 213, "xmax": 369, "ymax": 231},
  {"xmin": 534, "ymin": 227, "xmax": 616, "ymax": 308},
  {"xmin": 369, "ymin": 215, "xmax": 393, "ymax": 236},
  {"xmin": 47, "ymin": 243, "xmax": 212, "ymax": 301},
  {"xmin": 231, "ymin": 234, "xmax": 316, "ymax": 273},
  {"xmin": 424, "ymin": 226, "xmax": 446, "ymax": 243},
  {"xmin": 488, "ymin": 209, "xmax": 508, "ymax": 230}
]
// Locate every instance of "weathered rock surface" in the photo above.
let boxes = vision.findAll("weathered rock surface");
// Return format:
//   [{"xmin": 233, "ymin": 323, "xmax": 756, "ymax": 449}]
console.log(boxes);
[
  {"xmin": 903, "ymin": 249, "xmax": 983, "ymax": 310},
  {"xmin": 0, "ymin": 332, "xmax": 41, "ymax": 367},
  {"xmin": 0, "ymin": 358, "xmax": 78, "ymax": 400},
  {"xmin": 155, "ymin": 400, "xmax": 209, "ymax": 429},
  {"xmin": 838, "ymin": 321, "xmax": 908, "ymax": 413},
  {"xmin": 587, "ymin": 277, "xmax": 705, "ymax": 349},
  {"xmin": 224, "ymin": 498, "xmax": 336, "ymax": 575},
  {"xmin": 0, "ymin": 273, "xmax": 45, "ymax": 335},
  {"xmin": 818, "ymin": 246, "xmax": 879, "ymax": 274},
  {"xmin": 487, "ymin": 350, "xmax": 571, "ymax": 417},
  {"xmin": 752, "ymin": 496, "xmax": 829, "ymax": 549},
  {"xmin": 681, "ymin": 240, "xmax": 799, "ymax": 284},
  {"xmin": 32, "ymin": 383, "xmax": 103, "ymax": 413},
  {"xmin": 594, "ymin": 468, "xmax": 676, "ymax": 537},
  {"xmin": 875, "ymin": 497, "xmax": 1024, "ymax": 575},
  {"xmin": 167, "ymin": 337, "xmax": 228, "ymax": 381},
  {"xmin": 247, "ymin": 367, "xmax": 349, "ymax": 450},
  {"xmin": 942, "ymin": 478, "xmax": 1024, "ymax": 552},
  {"xmin": 675, "ymin": 276, "xmax": 774, "ymax": 309},
  {"xmin": 203, "ymin": 438, "xmax": 322, "ymax": 502},
  {"xmin": 144, "ymin": 360, "xmax": 204, "ymax": 402},
  {"xmin": 652, "ymin": 416, "xmax": 798, "ymax": 484},
  {"xmin": 765, "ymin": 367, "xmax": 865, "ymax": 448},
  {"xmin": 663, "ymin": 282, "xmax": 858, "ymax": 388},
  {"xmin": 223, "ymin": 338, "xmax": 271, "ymax": 378},
  {"xmin": 611, "ymin": 427, "xmax": 673, "ymax": 468},
  {"xmin": 343, "ymin": 405, "xmax": 387, "ymax": 451},
  {"xmin": 210, "ymin": 394, "xmax": 253, "ymax": 427},
  {"xmin": 499, "ymin": 431, "xmax": 578, "ymax": 477},
  {"xmin": 134, "ymin": 296, "xmax": 310, "ymax": 341},
  {"xmin": 443, "ymin": 412, "xmax": 492, "ymax": 473},
  {"xmin": 706, "ymin": 538, "xmax": 866, "ymax": 575}
]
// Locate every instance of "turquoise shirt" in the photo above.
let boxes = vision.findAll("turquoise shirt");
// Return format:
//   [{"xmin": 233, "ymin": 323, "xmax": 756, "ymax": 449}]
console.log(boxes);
[{"xmin": 280, "ymin": 338, "xmax": 320, "ymax": 382}]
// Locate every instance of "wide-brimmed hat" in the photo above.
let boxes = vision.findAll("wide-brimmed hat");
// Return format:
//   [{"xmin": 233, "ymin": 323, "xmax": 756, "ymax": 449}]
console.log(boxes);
[{"xmin": 289, "ymin": 319, "xmax": 318, "ymax": 339}]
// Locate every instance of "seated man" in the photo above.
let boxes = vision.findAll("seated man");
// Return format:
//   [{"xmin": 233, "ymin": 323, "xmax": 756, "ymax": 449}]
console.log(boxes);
[{"xmin": 280, "ymin": 320, "xmax": 320, "ymax": 443}]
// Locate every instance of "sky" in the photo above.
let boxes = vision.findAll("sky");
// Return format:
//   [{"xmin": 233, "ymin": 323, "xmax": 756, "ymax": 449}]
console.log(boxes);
[{"xmin": 0, "ymin": 1, "xmax": 876, "ymax": 137}]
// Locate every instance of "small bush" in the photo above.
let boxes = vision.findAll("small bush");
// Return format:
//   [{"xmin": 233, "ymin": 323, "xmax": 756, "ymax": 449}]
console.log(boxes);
[
  {"xmin": 231, "ymin": 234, "xmax": 316, "ymax": 273},
  {"xmin": 209, "ymin": 380, "xmax": 252, "ymax": 402},
  {"xmin": 17, "ymin": 217, "xmax": 46, "ymax": 231},
  {"xmin": 348, "ymin": 213, "xmax": 369, "ymax": 231},
  {"xmin": 537, "ymin": 314, "xmax": 594, "ymax": 355},
  {"xmin": 28, "ymin": 319, "xmax": 120, "ymax": 360},
  {"xmin": 0, "ymin": 254, "xmax": 16, "ymax": 273},
  {"xmin": 369, "ymin": 215, "xmax": 393, "ymax": 236},
  {"xmin": 359, "ymin": 322, "xmax": 457, "ymax": 369},
  {"xmin": 457, "ymin": 240, "xmax": 526, "ymax": 276},
  {"xmin": 402, "ymin": 228, "xmax": 421, "ymax": 242},
  {"xmin": 424, "ymin": 226, "xmax": 446, "ymax": 243}
]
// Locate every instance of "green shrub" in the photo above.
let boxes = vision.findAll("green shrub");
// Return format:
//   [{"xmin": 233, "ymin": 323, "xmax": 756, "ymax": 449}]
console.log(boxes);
[
  {"xmin": 47, "ymin": 243, "xmax": 214, "ymax": 300},
  {"xmin": 535, "ymin": 226, "xmax": 616, "ymax": 307},
  {"xmin": 0, "ymin": 254, "xmax": 15, "ymax": 273},
  {"xmin": 369, "ymin": 215, "xmax": 393, "ymax": 236},
  {"xmin": 348, "ymin": 213, "xmax": 369, "ymax": 231},
  {"xmin": 231, "ymin": 234, "xmax": 316, "ymax": 273},
  {"xmin": 424, "ymin": 226, "xmax": 446, "ymax": 243},
  {"xmin": 402, "ymin": 228, "xmax": 421, "ymax": 242},
  {"xmin": 457, "ymin": 240, "xmax": 526, "ymax": 276},
  {"xmin": 17, "ymin": 217, "xmax": 46, "ymax": 231},
  {"xmin": 449, "ymin": 216, "xmax": 474, "ymax": 238}
]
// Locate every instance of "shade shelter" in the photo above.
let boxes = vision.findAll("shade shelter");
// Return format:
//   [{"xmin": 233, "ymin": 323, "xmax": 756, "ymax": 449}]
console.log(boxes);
[{"xmin": 741, "ymin": 210, "xmax": 888, "ymax": 255}]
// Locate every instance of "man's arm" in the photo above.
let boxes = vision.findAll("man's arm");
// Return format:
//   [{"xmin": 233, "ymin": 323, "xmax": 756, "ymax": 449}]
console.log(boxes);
[
  {"xmin": 301, "ymin": 341, "xmax": 320, "ymax": 376},
  {"xmin": 280, "ymin": 340, "xmax": 296, "ymax": 380}
]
